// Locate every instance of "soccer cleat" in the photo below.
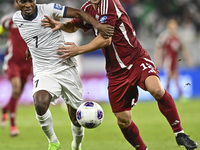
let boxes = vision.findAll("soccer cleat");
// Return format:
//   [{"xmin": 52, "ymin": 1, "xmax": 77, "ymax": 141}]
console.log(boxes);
[
  {"xmin": 48, "ymin": 141, "xmax": 61, "ymax": 150},
  {"xmin": 1, "ymin": 113, "xmax": 8, "ymax": 128},
  {"xmin": 176, "ymin": 133, "xmax": 198, "ymax": 150},
  {"xmin": 10, "ymin": 126, "xmax": 20, "ymax": 137},
  {"xmin": 71, "ymin": 141, "xmax": 81, "ymax": 150}
]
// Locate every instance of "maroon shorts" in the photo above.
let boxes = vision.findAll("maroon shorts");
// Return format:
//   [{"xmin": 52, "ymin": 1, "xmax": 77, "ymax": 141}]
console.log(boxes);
[
  {"xmin": 4, "ymin": 63, "xmax": 32, "ymax": 87},
  {"xmin": 108, "ymin": 58, "xmax": 159, "ymax": 113}
]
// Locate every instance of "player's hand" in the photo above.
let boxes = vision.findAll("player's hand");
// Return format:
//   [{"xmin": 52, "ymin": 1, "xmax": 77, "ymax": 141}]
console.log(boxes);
[
  {"xmin": 96, "ymin": 24, "xmax": 114, "ymax": 39},
  {"xmin": 41, "ymin": 15, "xmax": 63, "ymax": 31},
  {"xmin": 26, "ymin": 48, "xmax": 32, "ymax": 60},
  {"xmin": 57, "ymin": 42, "xmax": 79, "ymax": 61}
]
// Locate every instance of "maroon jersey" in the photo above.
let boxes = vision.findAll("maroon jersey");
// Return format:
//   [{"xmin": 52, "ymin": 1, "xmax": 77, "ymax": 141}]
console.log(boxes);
[
  {"xmin": 156, "ymin": 31, "xmax": 183, "ymax": 72},
  {"xmin": 1, "ymin": 14, "xmax": 32, "ymax": 71},
  {"xmin": 72, "ymin": 0, "xmax": 150, "ymax": 77}
]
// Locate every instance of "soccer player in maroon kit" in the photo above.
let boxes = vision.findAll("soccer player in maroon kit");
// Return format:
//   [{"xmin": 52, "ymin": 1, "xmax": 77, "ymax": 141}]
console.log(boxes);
[
  {"xmin": 0, "ymin": 2, "xmax": 32, "ymax": 136},
  {"xmin": 155, "ymin": 19, "xmax": 192, "ymax": 99},
  {"xmin": 42, "ymin": 0, "xmax": 198, "ymax": 149}
]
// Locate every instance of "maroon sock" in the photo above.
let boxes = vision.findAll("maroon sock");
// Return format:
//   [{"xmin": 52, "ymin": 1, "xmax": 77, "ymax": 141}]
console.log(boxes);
[
  {"xmin": 156, "ymin": 90, "xmax": 183, "ymax": 132},
  {"xmin": 9, "ymin": 97, "xmax": 18, "ymax": 127},
  {"xmin": 120, "ymin": 121, "xmax": 146, "ymax": 150},
  {"xmin": 2, "ymin": 103, "xmax": 9, "ymax": 114}
]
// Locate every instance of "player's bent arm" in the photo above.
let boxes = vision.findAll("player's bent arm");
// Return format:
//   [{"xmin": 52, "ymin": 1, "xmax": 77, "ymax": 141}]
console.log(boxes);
[
  {"xmin": 41, "ymin": 15, "xmax": 113, "ymax": 38},
  {"xmin": 66, "ymin": 7, "xmax": 100, "ymax": 31},
  {"xmin": 62, "ymin": 21, "xmax": 79, "ymax": 33},
  {"xmin": 65, "ymin": 7, "xmax": 114, "ymax": 38},
  {"xmin": 77, "ymin": 34, "xmax": 112, "ymax": 55},
  {"xmin": 57, "ymin": 34, "xmax": 112, "ymax": 60},
  {"xmin": 41, "ymin": 15, "xmax": 78, "ymax": 33}
]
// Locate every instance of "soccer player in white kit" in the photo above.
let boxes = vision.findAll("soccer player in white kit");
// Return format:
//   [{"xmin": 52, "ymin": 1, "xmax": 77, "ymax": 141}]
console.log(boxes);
[{"xmin": 13, "ymin": 0, "xmax": 114, "ymax": 150}]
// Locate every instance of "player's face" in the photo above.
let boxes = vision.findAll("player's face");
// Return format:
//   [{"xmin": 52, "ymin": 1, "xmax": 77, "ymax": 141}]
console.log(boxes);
[
  {"xmin": 167, "ymin": 19, "xmax": 178, "ymax": 34},
  {"xmin": 90, "ymin": 0, "xmax": 101, "ymax": 5},
  {"xmin": 16, "ymin": 0, "xmax": 36, "ymax": 19},
  {"xmin": 90, "ymin": 0, "xmax": 101, "ymax": 9}
]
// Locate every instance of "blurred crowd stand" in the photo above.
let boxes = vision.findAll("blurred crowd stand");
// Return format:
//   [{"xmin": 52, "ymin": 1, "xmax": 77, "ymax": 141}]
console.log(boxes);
[{"xmin": 0, "ymin": 0, "xmax": 200, "ymax": 71}]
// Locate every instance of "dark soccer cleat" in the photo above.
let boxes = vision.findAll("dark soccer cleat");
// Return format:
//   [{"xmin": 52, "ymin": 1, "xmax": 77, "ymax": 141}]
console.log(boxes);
[{"xmin": 176, "ymin": 133, "xmax": 198, "ymax": 150}]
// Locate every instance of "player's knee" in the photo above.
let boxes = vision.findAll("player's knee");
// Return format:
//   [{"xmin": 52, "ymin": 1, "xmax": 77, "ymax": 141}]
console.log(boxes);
[
  {"xmin": 12, "ymin": 88, "xmax": 22, "ymax": 98},
  {"xmin": 34, "ymin": 101, "xmax": 49, "ymax": 116},
  {"xmin": 33, "ymin": 91, "xmax": 51, "ymax": 115},
  {"xmin": 117, "ymin": 117, "xmax": 132, "ymax": 129},
  {"xmin": 150, "ymin": 87, "xmax": 165, "ymax": 99}
]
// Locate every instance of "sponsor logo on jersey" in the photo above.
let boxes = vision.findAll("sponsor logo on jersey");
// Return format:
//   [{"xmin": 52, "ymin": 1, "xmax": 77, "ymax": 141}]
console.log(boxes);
[
  {"xmin": 99, "ymin": 16, "xmax": 107, "ymax": 23},
  {"xmin": 19, "ymin": 24, "xmax": 24, "ymax": 28},
  {"xmin": 54, "ymin": 3, "xmax": 63, "ymax": 10}
]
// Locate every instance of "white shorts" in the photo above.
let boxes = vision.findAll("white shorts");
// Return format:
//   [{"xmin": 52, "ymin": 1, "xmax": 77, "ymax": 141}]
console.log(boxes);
[{"xmin": 32, "ymin": 66, "xmax": 83, "ymax": 109}]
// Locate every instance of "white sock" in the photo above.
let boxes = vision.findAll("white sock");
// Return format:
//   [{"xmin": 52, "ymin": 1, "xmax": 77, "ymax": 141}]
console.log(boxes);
[
  {"xmin": 71, "ymin": 122, "xmax": 84, "ymax": 149},
  {"xmin": 36, "ymin": 109, "xmax": 58, "ymax": 143},
  {"xmin": 175, "ymin": 130, "xmax": 184, "ymax": 137}
]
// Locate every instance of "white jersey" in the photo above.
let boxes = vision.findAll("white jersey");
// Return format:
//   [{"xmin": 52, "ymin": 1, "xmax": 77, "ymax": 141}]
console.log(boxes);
[{"xmin": 13, "ymin": 3, "xmax": 77, "ymax": 76}]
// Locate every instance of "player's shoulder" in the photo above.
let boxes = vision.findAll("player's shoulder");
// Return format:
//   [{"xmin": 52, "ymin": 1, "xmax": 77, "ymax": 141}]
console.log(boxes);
[
  {"xmin": 42, "ymin": 3, "xmax": 63, "ymax": 9},
  {"xmin": 42, "ymin": 3, "xmax": 64, "ymax": 14},
  {"xmin": 13, "ymin": 11, "xmax": 22, "ymax": 22},
  {"xmin": 80, "ymin": 0, "xmax": 93, "ymax": 11}
]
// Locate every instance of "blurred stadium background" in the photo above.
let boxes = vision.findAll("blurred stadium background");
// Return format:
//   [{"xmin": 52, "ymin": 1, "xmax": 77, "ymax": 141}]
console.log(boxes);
[{"xmin": 0, "ymin": 0, "xmax": 200, "ymax": 105}]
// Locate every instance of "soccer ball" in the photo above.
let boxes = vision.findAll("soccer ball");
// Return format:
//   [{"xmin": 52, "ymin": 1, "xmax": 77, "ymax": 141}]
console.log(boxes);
[{"xmin": 76, "ymin": 101, "xmax": 104, "ymax": 129}]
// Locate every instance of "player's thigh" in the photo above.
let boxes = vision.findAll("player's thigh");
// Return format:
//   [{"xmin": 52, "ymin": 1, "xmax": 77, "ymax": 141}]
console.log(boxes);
[
  {"xmin": 59, "ymin": 67, "xmax": 83, "ymax": 110},
  {"xmin": 108, "ymin": 81, "xmax": 138, "ymax": 113},
  {"xmin": 145, "ymin": 75, "xmax": 165, "ymax": 99},
  {"xmin": 134, "ymin": 58, "xmax": 164, "ymax": 98},
  {"xmin": 33, "ymin": 74, "xmax": 62, "ymax": 105}
]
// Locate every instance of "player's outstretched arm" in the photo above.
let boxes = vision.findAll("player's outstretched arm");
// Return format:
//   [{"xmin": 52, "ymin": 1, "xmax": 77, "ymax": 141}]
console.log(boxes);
[
  {"xmin": 66, "ymin": 7, "xmax": 114, "ymax": 38},
  {"xmin": 57, "ymin": 34, "xmax": 112, "ymax": 61},
  {"xmin": 41, "ymin": 15, "xmax": 78, "ymax": 33}
]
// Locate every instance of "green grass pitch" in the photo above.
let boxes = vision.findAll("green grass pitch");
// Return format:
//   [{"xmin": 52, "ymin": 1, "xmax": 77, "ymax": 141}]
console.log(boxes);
[{"xmin": 0, "ymin": 99, "xmax": 199, "ymax": 150}]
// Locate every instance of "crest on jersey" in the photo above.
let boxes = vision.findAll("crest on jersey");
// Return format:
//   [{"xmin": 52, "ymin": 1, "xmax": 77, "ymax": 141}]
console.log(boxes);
[
  {"xmin": 99, "ymin": 16, "xmax": 107, "ymax": 23},
  {"xmin": 54, "ymin": 3, "xmax": 63, "ymax": 10}
]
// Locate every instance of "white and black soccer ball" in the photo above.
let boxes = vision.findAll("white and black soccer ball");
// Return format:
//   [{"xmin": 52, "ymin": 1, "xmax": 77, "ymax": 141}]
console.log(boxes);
[{"xmin": 76, "ymin": 101, "xmax": 104, "ymax": 129}]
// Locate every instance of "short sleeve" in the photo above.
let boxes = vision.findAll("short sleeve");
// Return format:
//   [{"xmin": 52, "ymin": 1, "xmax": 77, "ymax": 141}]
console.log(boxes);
[
  {"xmin": 45, "ymin": 3, "xmax": 68, "ymax": 20},
  {"xmin": 98, "ymin": 0, "xmax": 118, "ymax": 27}
]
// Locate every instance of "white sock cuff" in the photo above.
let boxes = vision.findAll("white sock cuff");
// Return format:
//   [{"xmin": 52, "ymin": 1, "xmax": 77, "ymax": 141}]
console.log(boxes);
[
  {"xmin": 36, "ymin": 109, "xmax": 51, "ymax": 121},
  {"xmin": 175, "ymin": 130, "xmax": 184, "ymax": 137}
]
